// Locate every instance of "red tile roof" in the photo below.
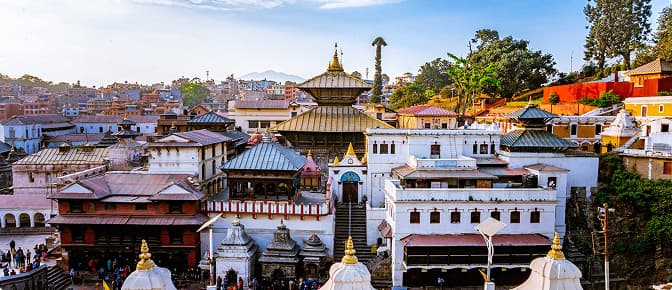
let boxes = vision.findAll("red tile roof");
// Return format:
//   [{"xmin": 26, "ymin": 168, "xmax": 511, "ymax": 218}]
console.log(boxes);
[
  {"xmin": 397, "ymin": 105, "xmax": 457, "ymax": 116},
  {"xmin": 400, "ymin": 234, "xmax": 551, "ymax": 247}
]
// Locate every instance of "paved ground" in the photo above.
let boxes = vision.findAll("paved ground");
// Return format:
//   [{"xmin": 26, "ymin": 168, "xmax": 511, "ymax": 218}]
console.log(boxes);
[{"xmin": 0, "ymin": 232, "xmax": 57, "ymax": 269}]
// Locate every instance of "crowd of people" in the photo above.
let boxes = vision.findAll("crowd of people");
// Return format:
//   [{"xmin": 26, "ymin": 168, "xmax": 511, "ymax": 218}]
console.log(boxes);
[
  {"xmin": 1, "ymin": 240, "xmax": 48, "ymax": 276},
  {"xmin": 216, "ymin": 276, "xmax": 325, "ymax": 290}
]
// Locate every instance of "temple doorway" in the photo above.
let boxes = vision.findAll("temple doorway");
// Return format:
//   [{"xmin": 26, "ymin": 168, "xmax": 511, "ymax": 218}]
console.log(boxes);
[
  {"xmin": 225, "ymin": 269, "xmax": 237, "ymax": 287},
  {"xmin": 340, "ymin": 171, "xmax": 360, "ymax": 204}
]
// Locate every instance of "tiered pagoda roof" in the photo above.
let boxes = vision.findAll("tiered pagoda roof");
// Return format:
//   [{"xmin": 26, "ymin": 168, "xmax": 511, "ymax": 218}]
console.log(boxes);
[
  {"xmin": 301, "ymin": 151, "xmax": 320, "ymax": 177},
  {"xmin": 299, "ymin": 233, "xmax": 328, "ymax": 264},
  {"xmin": 221, "ymin": 135, "xmax": 306, "ymax": 172},
  {"xmin": 272, "ymin": 106, "xmax": 392, "ymax": 132},
  {"xmin": 216, "ymin": 218, "xmax": 258, "ymax": 260},
  {"xmin": 502, "ymin": 102, "xmax": 578, "ymax": 152},
  {"xmin": 258, "ymin": 220, "xmax": 300, "ymax": 264},
  {"xmin": 186, "ymin": 111, "xmax": 235, "ymax": 125}
]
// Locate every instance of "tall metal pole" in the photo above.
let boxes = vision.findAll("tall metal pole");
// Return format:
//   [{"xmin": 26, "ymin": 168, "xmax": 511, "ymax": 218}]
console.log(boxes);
[
  {"xmin": 209, "ymin": 226, "xmax": 214, "ymax": 286},
  {"xmin": 603, "ymin": 203, "xmax": 609, "ymax": 290}
]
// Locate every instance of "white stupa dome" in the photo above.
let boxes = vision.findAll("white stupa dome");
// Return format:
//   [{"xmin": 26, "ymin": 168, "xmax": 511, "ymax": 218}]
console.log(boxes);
[
  {"xmin": 320, "ymin": 237, "xmax": 375, "ymax": 290},
  {"xmin": 121, "ymin": 240, "xmax": 177, "ymax": 290},
  {"xmin": 513, "ymin": 233, "xmax": 583, "ymax": 290}
]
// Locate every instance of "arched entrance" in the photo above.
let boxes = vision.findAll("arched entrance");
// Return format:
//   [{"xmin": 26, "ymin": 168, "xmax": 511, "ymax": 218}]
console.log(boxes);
[
  {"xmin": 225, "ymin": 268, "xmax": 237, "ymax": 287},
  {"xmin": 340, "ymin": 172, "xmax": 360, "ymax": 203},
  {"xmin": 19, "ymin": 213, "xmax": 31, "ymax": 227},
  {"xmin": 4, "ymin": 213, "xmax": 16, "ymax": 228},
  {"xmin": 34, "ymin": 213, "xmax": 45, "ymax": 227}
]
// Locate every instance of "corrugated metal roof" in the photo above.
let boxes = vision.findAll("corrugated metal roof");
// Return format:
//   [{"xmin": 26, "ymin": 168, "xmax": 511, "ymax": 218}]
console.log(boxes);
[
  {"xmin": 48, "ymin": 214, "xmax": 208, "ymax": 226},
  {"xmin": 626, "ymin": 58, "xmax": 672, "ymax": 75},
  {"xmin": 507, "ymin": 104, "xmax": 557, "ymax": 120},
  {"xmin": 397, "ymin": 105, "xmax": 457, "ymax": 116},
  {"xmin": 186, "ymin": 111, "xmax": 235, "ymax": 124},
  {"xmin": 400, "ymin": 234, "xmax": 551, "ymax": 247},
  {"xmin": 234, "ymin": 100, "xmax": 290, "ymax": 109},
  {"xmin": 170, "ymin": 129, "xmax": 233, "ymax": 146},
  {"xmin": 221, "ymin": 141, "xmax": 306, "ymax": 171},
  {"xmin": 220, "ymin": 130, "xmax": 250, "ymax": 147},
  {"xmin": 501, "ymin": 129, "xmax": 579, "ymax": 149},
  {"xmin": 271, "ymin": 106, "xmax": 393, "ymax": 132},
  {"xmin": 73, "ymin": 115, "xmax": 159, "ymax": 124},
  {"xmin": 391, "ymin": 164, "xmax": 497, "ymax": 179},
  {"xmin": 299, "ymin": 72, "xmax": 372, "ymax": 89},
  {"xmin": 14, "ymin": 147, "xmax": 109, "ymax": 165}
]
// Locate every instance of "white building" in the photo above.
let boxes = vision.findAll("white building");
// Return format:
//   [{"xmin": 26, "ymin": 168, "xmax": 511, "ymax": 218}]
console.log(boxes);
[
  {"xmin": 226, "ymin": 100, "xmax": 311, "ymax": 133},
  {"xmin": 0, "ymin": 115, "xmax": 75, "ymax": 154},
  {"xmin": 73, "ymin": 115, "xmax": 159, "ymax": 134}
]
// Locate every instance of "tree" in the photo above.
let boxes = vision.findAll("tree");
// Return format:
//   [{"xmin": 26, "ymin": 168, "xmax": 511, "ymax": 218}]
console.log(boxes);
[
  {"xmin": 653, "ymin": 6, "xmax": 672, "ymax": 61},
  {"xmin": 351, "ymin": 71, "xmax": 362, "ymax": 79},
  {"xmin": 549, "ymin": 92, "xmax": 560, "ymax": 113},
  {"xmin": 445, "ymin": 53, "xmax": 501, "ymax": 115},
  {"xmin": 415, "ymin": 58, "xmax": 452, "ymax": 92},
  {"xmin": 371, "ymin": 37, "xmax": 387, "ymax": 103},
  {"xmin": 468, "ymin": 29, "xmax": 556, "ymax": 99},
  {"xmin": 388, "ymin": 82, "xmax": 427, "ymax": 110},
  {"xmin": 179, "ymin": 78, "xmax": 210, "ymax": 107},
  {"xmin": 584, "ymin": 0, "xmax": 652, "ymax": 69}
]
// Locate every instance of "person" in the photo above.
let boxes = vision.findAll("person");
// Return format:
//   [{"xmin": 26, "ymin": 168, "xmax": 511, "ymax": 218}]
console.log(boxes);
[
  {"xmin": 9, "ymin": 240, "xmax": 15, "ymax": 251},
  {"xmin": 238, "ymin": 277, "xmax": 243, "ymax": 290},
  {"xmin": 3, "ymin": 267, "xmax": 9, "ymax": 276},
  {"xmin": 70, "ymin": 268, "xmax": 76, "ymax": 284},
  {"xmin": 216, "ymin": 275, "xmax": 223, "ymax": 290}
]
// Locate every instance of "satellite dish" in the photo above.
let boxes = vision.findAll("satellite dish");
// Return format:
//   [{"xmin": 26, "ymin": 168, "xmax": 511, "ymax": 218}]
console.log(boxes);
[{"xmin": 197, "ymin": 213, "xmax": 222, "ymax": 232}]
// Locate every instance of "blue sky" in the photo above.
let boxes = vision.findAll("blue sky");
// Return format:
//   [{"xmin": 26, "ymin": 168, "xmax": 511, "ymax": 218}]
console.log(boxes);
[{"xmin": 0, "ymin": 0, "xmax": 669, "ymax": 86}]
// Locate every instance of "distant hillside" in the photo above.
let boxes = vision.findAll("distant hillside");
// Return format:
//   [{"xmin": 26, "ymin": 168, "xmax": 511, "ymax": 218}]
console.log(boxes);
[{"xmin": 239, "ymin": 70, "xmax": 304, "ymax": 83}]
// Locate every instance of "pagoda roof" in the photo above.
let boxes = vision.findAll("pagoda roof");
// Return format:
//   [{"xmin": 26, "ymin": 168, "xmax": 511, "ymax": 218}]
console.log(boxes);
[
  {"xmin": 501, "ymin": 129, "xmax": 578, "ymax": 150},
  {"xmin": 220, "ymin": 130, "xmax": 250, "ymax": 147},
  {"xmin": 507, "ymin": 103, "xmax": 557, "ymax": 120},
  {"xmin": 186, "ymin": 111, "xmax": 235, "ymax": 124},
  {"xmin": 299, "ymin": 72, "xmax": 372, "ymax": 90},
  {"xmin": 271, "ymin": 106, "xmax": 393, "ymax": 133},
  {"xmin": 626, "ymin": 58, "xmax": 672, "ymax": 76},
  {"xmin": 221, "ymin": 139, "xmax": 306, "ymax": 172},
  {"xmin": 301, "ymin": 153, "xmax": 320, "ymax": 177}
]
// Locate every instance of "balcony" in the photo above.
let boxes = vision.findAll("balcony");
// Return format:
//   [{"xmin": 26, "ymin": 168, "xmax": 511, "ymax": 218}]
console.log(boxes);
[
  {"xmin": 408, "ymin": 155, "xmax": 477, "ymax": 169},
  {"xmin": 384, "ymin": 180, "xmax": 556, "ymax": 202}
]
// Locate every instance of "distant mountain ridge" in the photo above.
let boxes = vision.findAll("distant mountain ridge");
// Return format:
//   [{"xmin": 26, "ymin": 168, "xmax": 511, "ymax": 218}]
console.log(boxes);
[{"xmin": 239, "ymin": 70, "xmax": 305, "ymax": 83}]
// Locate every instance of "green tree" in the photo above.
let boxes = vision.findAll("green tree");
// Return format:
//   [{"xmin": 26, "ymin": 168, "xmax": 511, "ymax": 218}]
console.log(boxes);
[
  {"xmin": 653, "ymin": 6, "xmax": 672, "ymax": 61},
  {"xmin": 351, "ymin": 71, "xmax": 362, "ymax": 79},
  {"xmin": 179, "ymin": 78, "xmax": 210, "ymax": 107},
  {"xmin": 388, "ymin": 82, "xmax": 427, "ymax": 110},
  {"xmin": 468, "ymin": 29, "xmax": 557, "ymax": 99},
  {"xmin": 415, "ymin": 58, "xmax": 452, "ymax": 92},
  {"xmin": 549, "ymin": 92, "xmax": 560, "ymax": 113},
  {"xmin": 445, "ymin": 53, "xmax": 501, "ymax": 115},
  {"xmin": 584, "ymin": 0, "xmax": 652, "ymax": 69},
  {"xmin": 371, "ymin": 37, "xmax": 387, "ymax": 103}
]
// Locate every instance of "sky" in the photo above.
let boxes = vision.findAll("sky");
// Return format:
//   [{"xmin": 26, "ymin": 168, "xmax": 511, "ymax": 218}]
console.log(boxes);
[{"xmin": 0, "ymin": 0, "xmax": 669, "ymax": 87}]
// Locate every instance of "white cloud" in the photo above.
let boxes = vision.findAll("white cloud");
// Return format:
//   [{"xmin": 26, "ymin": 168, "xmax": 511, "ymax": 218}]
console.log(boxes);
[{"xmin": 318, "ymin": 0, "xmax": 402, "ymax": 9}]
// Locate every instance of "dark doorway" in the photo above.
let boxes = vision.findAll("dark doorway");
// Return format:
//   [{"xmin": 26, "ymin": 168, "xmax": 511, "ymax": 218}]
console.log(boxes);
[
  {"xmin": 225, "ymin": 268, "xmax": 237, "ymax": 287},
  {"xmin": 342, "ymin": 182, "xmax": 358, "ymax": 203}
]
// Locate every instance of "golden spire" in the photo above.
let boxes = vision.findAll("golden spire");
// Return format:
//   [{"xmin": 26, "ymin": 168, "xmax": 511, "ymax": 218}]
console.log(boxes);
[
  {"xmin": 232, "ymin": 215, "xmax": 240, "ymax": 226},
  {"xmin": 341, "ymin": 236, "xmax": 358, "ymax": 264},
  {"xmin": 332, "ymin": 155, "xmax": 340, "ymax": 166},
  {"xmin": 170, "ymin": 121, "xmax": 176, "ymax": 129},
  {"xmin": 361, "ymin": 152, "xmax": 367, "ymax": 164},
  {"xmin": 123, "ymin": 113, "xmax": 129, "ymax": 121},
  {"xmin": 547, "ymin": 232, "xmax": 565, "ymax": 260},
  {"xmin": 307, "ymin": 150, "xmax": 312, "ymax": 158},
  {"xmin": 345, "ymin": 142, "xmax": 356, "ymax": 157},
  {"xmin": 136, "ymin": 240, "xmax": 156, "ymax": 270},
  {"xmin": 327, "ymin": 42, "xmax": 344, "ymax": 73}
]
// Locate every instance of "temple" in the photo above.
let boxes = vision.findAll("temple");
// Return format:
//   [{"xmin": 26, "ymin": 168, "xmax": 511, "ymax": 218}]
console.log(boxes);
[
  {"xmin": 271, "ymin": 43, "xmax": 393, "ymax": 170},
  {"xmin": 258, "ymin": 220, "xmax": 301, "ymax": 281}
]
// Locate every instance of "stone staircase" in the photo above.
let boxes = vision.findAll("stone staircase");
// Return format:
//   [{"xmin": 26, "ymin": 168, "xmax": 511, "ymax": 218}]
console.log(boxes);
[
  {"xmin": 334, "ymin": 203, "xmax": 372, "ymax": 264},
  {"xmin": 47, "ymin": 266, "xmax": 71, "ymax": 290}
]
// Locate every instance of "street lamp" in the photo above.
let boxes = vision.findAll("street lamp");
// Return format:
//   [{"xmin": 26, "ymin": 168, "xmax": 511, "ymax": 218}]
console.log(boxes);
[
  {"xmin": 197, "ymin": 213, "xmax": 222, "ymax": 288},
  {"xmin": 475, "ymin": 217, "xmax": 506, "ymax": 290}
]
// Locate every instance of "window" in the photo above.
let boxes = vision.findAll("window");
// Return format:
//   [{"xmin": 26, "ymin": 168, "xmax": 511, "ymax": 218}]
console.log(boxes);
[
  {"xmin": 70, "ymin": 201, "xmax": 83, "ymax": 213},
  {"xmin": 259, "ymin": 121, "xmax": 270, "ymax": 128},
  {"xmin": 659, "ymin": 105, "xmax": 664, "ymax": 113},
  {"xmin": 430, "ymin": 211, "xmax": 440, "ymax": 224},
  {"xmin": 105, "ymin": 203, "xmax": 116, "ymax": 211},
  {"xmin": 570, "ymin": 124, "xmax": 578, "ymax": 136},
  {"xmin": 248, "ymin": 120, "xmax": 259, "ymax": 129},
  {"xmin": 662, "ymin": 124, "xmax": 670, "ymax": 133},
  {"xmin": 441, "ymin": 123, "xmax": 448, "ymax": 129},
  {"xmin": 169, "ymin": 202, "xmax": 182, "ymax": 214},
  {"xmin": 450, "ymin": 211, "xmax": 461, "ymax": 223},
  {"xmin": 664, "ymin": 162, "xmax": 672, "ymax": 175},
  {"xmin": 530, "ymin": 210, "xmax": 541, "ymax": 223},
  {"xmin": 135, "ymin": 203, "xmax": 148, "ymax": 211},
  {"xmin": 470, "ymin": 211, "xmax": 480, "ymax": 223},
  {"xmin": 472, "ymin": 143, "xmax": 478, "ymax": 154},
  {"xmin": 424, "ymin": 123, "xmax": 431, "ymax": 129},
  {"xmin": 169, "ymin": 230, "xmax": 183, "ymax": 244},
  {"xmin": 490, "ymin": 210, "xmax": 500, "ymax": 221},
  {"xmin": 410, "ymin": 212, "xmax": 420, "ymax": 224},
  {"xmin": 380, "ymin": 143, "xmax": 389, "ymax": 154},
  {"xmin": 510, "ymin": 210, "xmax": 520, "ymax": 223},
  {"xmin": 430, "ymin": 144, "xmax": 440, "ymax": 158},
  {"xmin": 595, "ymin": 124, "xmax": 603, "ymax": 135},
  {"xmin": 490, "ymin": 143, "xmax": 496, "ymax": 154},
  {"xmin": 372, "ymin": 143, "xmax": 378, "ymax": 154},
  {"xmin": 547, "ymin": 177, "xmax": 557, "ymax": 188},
  {"xmin": 480, "ymin": 144, "xmax": 489, "ymax": 154},
  {"xmin": 546, "ymin": 124, "xmax": 553, "ymax": 133},
  {"xmin": 376, "ymin": 113, "xmax": 382, "ymax": 120},
  {"xmin": 390, "ymin": 143, "xmax": 396, "ymax": 154},
  {"xmin": 291, "ymin": 112, "xmax": 297, "ymax": 117},
  {"xmin": 641, "ymin": 106, "xmax": 648, "ymax": 117},
  {"xmin": 71, "ymin": 227, "xmax": 84, "ymax": 242},
  {"xmin": 29, "ymin": 172, "xmax": 34, "ymax": 183}
]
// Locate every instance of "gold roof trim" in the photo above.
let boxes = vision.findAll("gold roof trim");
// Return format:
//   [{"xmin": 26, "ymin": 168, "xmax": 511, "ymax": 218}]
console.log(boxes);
[
  {"xmin": 547, "ymin": 232, "xmax": 565, "ymax": 260},
  {"xmin": 345, "ymin": 143, "xmax": 356, "ymax": 157},
  {"xmin": 136, "ymin": 240, "xmax": 156, "ymax": 270},
  {"xmin": 341, "ymin": 236, "xmax": 358, "ymax": 264}
]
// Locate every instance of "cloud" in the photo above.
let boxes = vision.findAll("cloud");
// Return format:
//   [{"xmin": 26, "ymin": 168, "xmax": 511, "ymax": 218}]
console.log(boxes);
[
  {"xmin": 318, "ymin": 0, "xmax": 403, "ymax": 9},
  {"xmin": 131, "ymin": 0, "xmax": 401, "ymax": 10}
]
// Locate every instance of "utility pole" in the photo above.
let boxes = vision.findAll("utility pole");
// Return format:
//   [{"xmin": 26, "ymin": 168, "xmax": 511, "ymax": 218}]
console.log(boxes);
[
  {"xmin": 206, "ymin": 70, "xmax": 210, "ymax": 81},
  {"xmin": 597, "ymin": 203, "xmax": 614, "ymax": 290}
]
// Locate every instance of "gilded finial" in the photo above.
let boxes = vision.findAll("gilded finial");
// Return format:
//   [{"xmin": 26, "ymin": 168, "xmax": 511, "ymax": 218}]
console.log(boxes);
[
  {"xmin": 170, "ymin": 121, "xmax": 176, "ymax": 129},
  {"xmin": 307, "ymin": 150, "xmax": 312, "ymax": 158},
  {"xmin": 123, "ymin": 113, "xmax": 128, "ymax": 121},
  {"xmin": 361, "ymin": 152, "xmax": 367, "ymax": 164},
  {"xmin": 332, "ymin": 155, "xmax": 340, "ymax": 166},
  {"xmin": 345, "ymin": 143, "xmax": 356, "ymax": 157},
  {"xmin": 547, "ymin": 232, "xmax": 565, "ymax": 260},
  {"xmin": 341, "ymin": 236, "xmax": 358, "ymax": 264},
  {"xmin": 10, "ymin": 146, "xmax": 14, "ymax": 152},
  {"xmin": 136, "ymin": 240, "xmax": 156, "ymax": 270},
  {"xmin": 232, "ymin": 215, "xmax": 240, "ymax": 226},
  {"xmin": 327, "ymin": 42, "xmax": 344, "ymax": 73}
]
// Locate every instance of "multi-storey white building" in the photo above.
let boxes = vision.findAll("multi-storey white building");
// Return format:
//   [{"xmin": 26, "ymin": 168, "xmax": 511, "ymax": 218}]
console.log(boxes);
[{"xmin": 328, "ymin": 103, "xmax": 598, "ymax": 287}]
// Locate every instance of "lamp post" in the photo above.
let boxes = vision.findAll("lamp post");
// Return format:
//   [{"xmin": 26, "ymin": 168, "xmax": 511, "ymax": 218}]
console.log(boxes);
[
  {"xmin": 197, "ymin": 213, "xmax": 222, "ymax": 288},
  {"xmin": 476, "ymin": 217, "xmax": 506, "ymax": 290},
  {"xmin": 598, "ymin": 203, "xmax": 615, "ymax": 290}
]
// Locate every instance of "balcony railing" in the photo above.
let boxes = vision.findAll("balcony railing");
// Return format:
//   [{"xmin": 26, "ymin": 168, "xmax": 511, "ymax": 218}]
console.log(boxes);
[
  {"xmin": 204, "ymin": 200, "xmax": 330, "ymax": 220},
  {"xmin": 384, "ymin": 180, "xmax": 556, "ymax": 202},
  {"xmin": 409, "ymin": 155, "xmax": 477, "ymax": 169}
]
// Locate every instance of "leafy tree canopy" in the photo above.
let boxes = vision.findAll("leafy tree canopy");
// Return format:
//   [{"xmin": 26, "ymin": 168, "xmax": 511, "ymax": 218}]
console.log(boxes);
[
  {"xmin": 351, "ymin": 71, "xmax": 362, "ymax": 79},
  {"xmin": 179, "ymin": 78, "xmax": 210, "ymax": 108},
  {"xmin": 446, "ymin": 53, "xmax": 500, "ymax": 115},
  {"xmin": 388, "ymin": 82, "xmax": 427, "ymax": 110},
  {"xmin": 415, "ymin": 58, "xmax": 452, "ymax": 93}
]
